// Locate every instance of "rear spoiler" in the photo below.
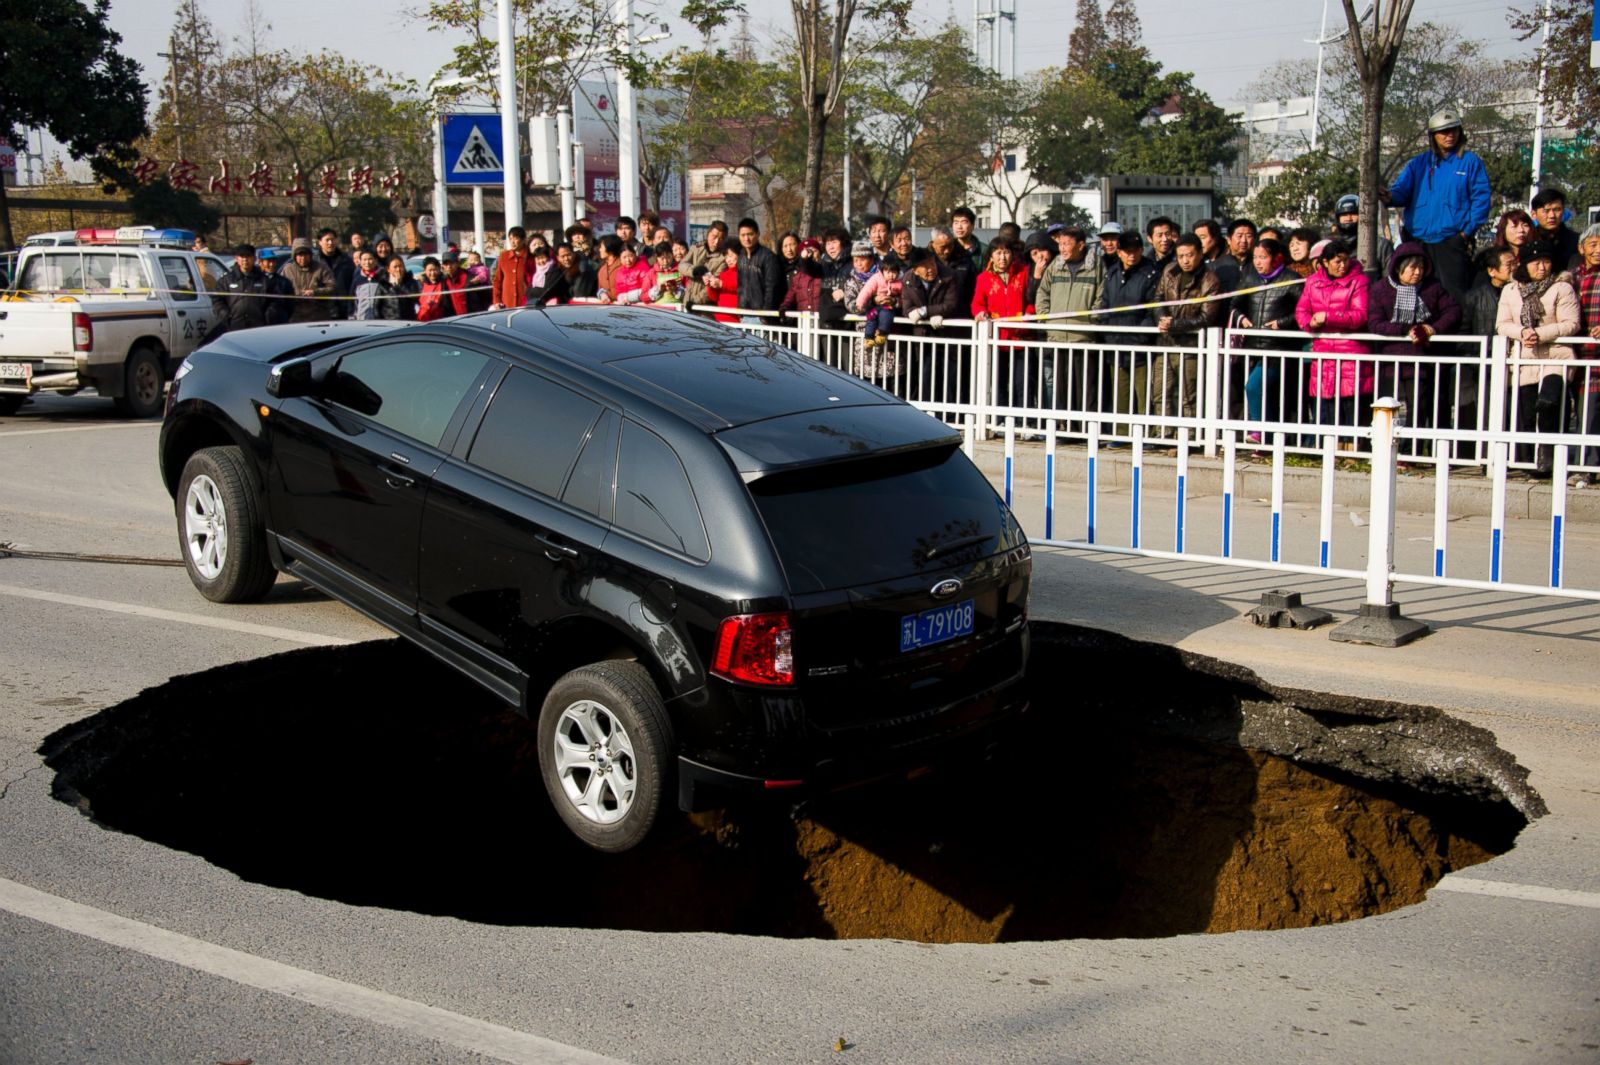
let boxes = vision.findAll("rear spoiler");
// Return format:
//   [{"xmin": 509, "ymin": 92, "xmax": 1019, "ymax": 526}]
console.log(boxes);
[{"xmin": 717, "ymin": 402, "xmax": 962, "ymax": 481}]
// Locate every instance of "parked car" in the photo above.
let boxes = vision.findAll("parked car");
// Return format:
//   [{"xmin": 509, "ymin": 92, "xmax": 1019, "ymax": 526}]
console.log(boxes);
[
  {"xmin": 1, "ymin": 244, "xmax": 229, "ymax": 416},
  {"xmin": 158, "ymin": 307, "xmax": 1032, "ymax": 851}
]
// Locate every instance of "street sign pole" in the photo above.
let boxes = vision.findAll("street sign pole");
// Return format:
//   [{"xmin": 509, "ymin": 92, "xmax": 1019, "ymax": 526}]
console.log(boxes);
[{"xmin": 433, "ymin": 116, "xmax": 450, "ymax": 253}]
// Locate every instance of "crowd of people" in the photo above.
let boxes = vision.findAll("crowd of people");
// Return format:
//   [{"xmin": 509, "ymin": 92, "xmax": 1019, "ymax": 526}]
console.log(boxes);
[{"xmin": 207, "ymin": 110, "xmax": 1599, "ymax": 481}]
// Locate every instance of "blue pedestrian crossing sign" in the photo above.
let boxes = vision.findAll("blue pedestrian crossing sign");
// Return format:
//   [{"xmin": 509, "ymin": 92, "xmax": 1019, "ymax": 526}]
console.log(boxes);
[{"xmin": 441, "ymin": 113, "xmax": 506, "ymax": 187}]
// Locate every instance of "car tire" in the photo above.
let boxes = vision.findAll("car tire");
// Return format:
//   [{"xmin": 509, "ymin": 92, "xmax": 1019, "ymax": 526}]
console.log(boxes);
[
  {"xmin": 176, "ymin": 445, "xmax": 277, "ymax": 603},
  {"xmin": 113, "ymin": 345, "xmax": 164, "ymax": 418},
  {"xmin": 0, "ymin": 395, "xmax": 25, "ymax": 416},
  {"xmin": 537, "ymin": 661, "xmax": 673, "ymax": 853}
]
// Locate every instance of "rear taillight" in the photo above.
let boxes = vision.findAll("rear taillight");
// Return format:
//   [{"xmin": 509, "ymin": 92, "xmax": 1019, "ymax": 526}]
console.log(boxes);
[
  {"xmin": 712, "ymin": 612, "xmax": 794, "ymax": 686},
  {"xmin": 71, "ymin": 313, "xmax": 93, "ymax": 351}
]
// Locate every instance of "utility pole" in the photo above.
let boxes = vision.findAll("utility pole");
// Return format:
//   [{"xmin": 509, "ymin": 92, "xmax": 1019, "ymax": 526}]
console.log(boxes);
[
  {"xmin": 1529, "ymin": 0, "xmax": 1553, "ymax": 199},
  {"xmin": 617, "ymin": 0, "xmax": 639, "ymax": 222},
  {"xmin": 158, "ymin": 34, "xmax": 186, "ymax": 159},
  {"xmin": 498, "ymin": 0, "xmax": 523, "ymax": 230}
]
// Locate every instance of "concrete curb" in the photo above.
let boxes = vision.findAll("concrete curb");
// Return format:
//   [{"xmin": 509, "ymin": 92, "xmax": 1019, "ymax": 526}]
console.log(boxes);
[{"xmin": 970, "ymin": 438, "xmax": 1600, "ymax": 523}]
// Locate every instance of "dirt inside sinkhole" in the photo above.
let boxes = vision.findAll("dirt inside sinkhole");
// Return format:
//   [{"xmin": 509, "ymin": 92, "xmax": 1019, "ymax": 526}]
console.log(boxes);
[{"xmin": 39, "ymin": 623, "xmax": 1533, "ymax": 942}]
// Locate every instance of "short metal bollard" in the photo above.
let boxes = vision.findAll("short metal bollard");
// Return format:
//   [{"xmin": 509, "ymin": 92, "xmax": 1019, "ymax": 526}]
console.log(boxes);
[{"xmin": 1330, "ymin": 397, "xmax": 1430, "ymax": 647}]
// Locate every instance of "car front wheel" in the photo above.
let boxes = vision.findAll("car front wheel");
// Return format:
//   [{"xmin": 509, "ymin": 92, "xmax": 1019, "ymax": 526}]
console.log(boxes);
[
  {"xmin": 176, "ymin": 445, "xmax": 277, "ymax": 603},
  {"xmin": 537, "ymin": 661, "xmax": 672, "ymax": 853}
]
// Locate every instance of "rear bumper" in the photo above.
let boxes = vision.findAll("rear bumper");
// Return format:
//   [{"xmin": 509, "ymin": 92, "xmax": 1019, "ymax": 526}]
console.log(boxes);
[{"xmin": 675, "ymin": 672, "xmax": 1030, "ymax": 812}]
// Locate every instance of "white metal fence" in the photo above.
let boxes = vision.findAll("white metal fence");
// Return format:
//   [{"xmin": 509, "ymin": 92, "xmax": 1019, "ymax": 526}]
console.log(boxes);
[{"xmin": 711, "ymin": 309, "xmax": 1600, "ymax": 608}]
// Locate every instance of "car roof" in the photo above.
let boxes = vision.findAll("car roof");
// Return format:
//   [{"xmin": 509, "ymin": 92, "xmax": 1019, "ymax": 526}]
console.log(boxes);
[{"xmin": 457, "ymin": 305, "xmax": 900, "ymax": 428}]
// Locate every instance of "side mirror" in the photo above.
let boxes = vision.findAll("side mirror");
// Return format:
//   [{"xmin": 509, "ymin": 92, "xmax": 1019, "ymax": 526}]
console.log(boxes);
[{"xmin": 267, "ymin": 357, "xmax": 314, "ymax": 399}]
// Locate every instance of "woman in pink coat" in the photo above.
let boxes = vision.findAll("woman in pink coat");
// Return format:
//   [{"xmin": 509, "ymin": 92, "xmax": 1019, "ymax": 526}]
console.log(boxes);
[{"xmin": 1295, "ymin": 238, "xmax": 1371, "ymax": 433}]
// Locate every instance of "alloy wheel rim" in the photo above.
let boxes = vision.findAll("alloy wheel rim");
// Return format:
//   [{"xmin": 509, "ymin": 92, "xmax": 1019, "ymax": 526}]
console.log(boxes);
[
  {"xmin": 183, "ymin": 474, "xmax": 228, "ymax": 580},
  {"xmin": 551, "ymin": 699, "xmax": 637, "ymax": 824}
]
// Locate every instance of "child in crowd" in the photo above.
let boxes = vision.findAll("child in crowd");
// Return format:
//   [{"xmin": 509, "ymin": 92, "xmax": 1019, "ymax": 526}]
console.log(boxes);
[
  {"xmin": 708, "ymin": 246, "xmax": 741, "ymax": 322},
  {"xmin": 838, "ymin": 240, "xmax": 879, "ymax": 334},
  {"xmin": 648, "ymin": 242, "xmax": 683, "ymax": 305},
  {"xmin": 855, "ymin": 252, "xmax": 905, "ymax": 346},
  {"xmin": 528, "ymin": 244, "xmax": 554, "ymax": 296}
]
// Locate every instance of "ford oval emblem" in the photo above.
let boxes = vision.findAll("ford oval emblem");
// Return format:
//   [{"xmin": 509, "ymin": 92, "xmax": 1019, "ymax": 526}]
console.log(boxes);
[{"xmin": 930, "ymin": 578, "xmax": 963, "ymax": 599}]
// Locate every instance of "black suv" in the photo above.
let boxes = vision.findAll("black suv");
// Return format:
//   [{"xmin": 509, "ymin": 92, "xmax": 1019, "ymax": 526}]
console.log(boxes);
[{"xmin": 160, "ymin": 307, "xmax": 1031, "ymax": 851}]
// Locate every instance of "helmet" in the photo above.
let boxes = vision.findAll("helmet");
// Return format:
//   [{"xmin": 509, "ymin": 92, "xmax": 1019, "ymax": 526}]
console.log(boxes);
[
  {"xmin": 1333, "ymin": 194, "xmax": 1360, "ymax": 217},
  {"xmin": 1426, "ymin": 109, "xmax": 1464, "ymax": 135}
]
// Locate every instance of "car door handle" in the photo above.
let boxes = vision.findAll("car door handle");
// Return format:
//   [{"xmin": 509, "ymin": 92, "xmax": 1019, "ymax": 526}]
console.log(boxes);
[
  {"xmin": 176, "ymin": 310, "xmax": 187, "ymax": 317},
  {"xmin": 380, "ymin": 466, "xmax": 415, "ymax": 489},
  {"xmin": 536, "ymin": 532, "xmax": 579, "ymax": 560}
]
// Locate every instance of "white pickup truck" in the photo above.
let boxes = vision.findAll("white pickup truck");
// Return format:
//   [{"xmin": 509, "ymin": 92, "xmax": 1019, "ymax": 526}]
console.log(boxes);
[{"xmin": 0, "ymin": 243, "xmax": 228, "ymax": 417}]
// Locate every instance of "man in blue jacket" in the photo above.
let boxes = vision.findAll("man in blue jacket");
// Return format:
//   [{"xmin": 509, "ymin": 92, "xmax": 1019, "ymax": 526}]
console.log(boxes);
[{"xmin": 1379, "ymin": 109, "xmax": 1490, "ymax": 302}]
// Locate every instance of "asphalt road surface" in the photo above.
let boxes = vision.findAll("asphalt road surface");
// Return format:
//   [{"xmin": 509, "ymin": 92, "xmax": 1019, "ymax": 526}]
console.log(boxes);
[{"xmin": 1, "ymin": 392, "xmax": 1597, "ymax": 1064}]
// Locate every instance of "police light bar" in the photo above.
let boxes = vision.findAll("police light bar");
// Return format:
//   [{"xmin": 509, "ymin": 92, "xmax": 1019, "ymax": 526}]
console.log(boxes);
[{"xmin": 73, "ymin": 226, "xmax": 195, "ymax": 249}]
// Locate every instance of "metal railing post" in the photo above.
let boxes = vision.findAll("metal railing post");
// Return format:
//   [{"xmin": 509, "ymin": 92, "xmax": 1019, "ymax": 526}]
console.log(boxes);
[
  {"xmin": 972, "ymin": 319, "xmax": 994, "ymax": 439},
  {"xmin": 1330, "ymin": 397, "xmax": 1429, "ymax": 646},
  {"xmin": 1202, "ymin": 326, "xmax": 1223, "ymax": 457}
]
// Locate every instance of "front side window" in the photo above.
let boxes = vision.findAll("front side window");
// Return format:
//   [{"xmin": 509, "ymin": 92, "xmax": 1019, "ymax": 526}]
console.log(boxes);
[
  {"xmin": 614, "ymin": 422, "xmax": 708, "ymax": 561},
  {"xmin": 159, "ymin": 256, "xmax": 199, "ymax": 301},
  {"xmin": 324, "ymin": 341, "xmax": 490, "ymax": 447}
]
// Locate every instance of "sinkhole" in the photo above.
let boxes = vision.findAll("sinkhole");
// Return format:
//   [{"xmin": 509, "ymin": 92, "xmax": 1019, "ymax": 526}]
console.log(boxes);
[{"xmin": 39, "ymin": 622, "xmax": 1539, "ymax": 942}]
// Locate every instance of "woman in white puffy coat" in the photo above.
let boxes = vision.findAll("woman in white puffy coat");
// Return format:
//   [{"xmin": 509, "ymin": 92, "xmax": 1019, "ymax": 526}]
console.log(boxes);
[{"xmin": 1497, "ymin": 241, "xmax": 1581, "ymax": 475}]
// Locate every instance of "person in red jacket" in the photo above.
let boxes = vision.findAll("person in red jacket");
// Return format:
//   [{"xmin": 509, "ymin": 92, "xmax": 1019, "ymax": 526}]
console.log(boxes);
[
  {"xmin": 416, "ymin": 258, "xmax": 454, "ymax": 322},
  {"xmin": 972, "ymin": 238, "xmax": 1032, "ymax": 409},
  {"xmin": 491, "ymin": 226, "xmax": 531, "ymax": 309},
  {"xmin": 708, "ymin": 246, "xmax": 742, "ymax": 323}
]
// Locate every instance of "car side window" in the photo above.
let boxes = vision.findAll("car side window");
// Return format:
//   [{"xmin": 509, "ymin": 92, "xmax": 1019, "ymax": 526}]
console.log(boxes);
[
  {"xmin": 17, "ymin": 254, "xmax": 73, "ymax": 292},
  {"xmin": 563, "ymin": 408, "xmax": 619, "ymax": 521},
  {"xmin": 194, "ymin": 257, "xmax": 227, "ymax": 293},
  {"xmin": 324, "ymin": 341, "xmax": 490, "ymax": 448},
  {"xmin": 159, "ymin": 256, "xmax": 199, "ymax": 301},
  {"xmin": 614, "ymin": 421, "xmax": 709, "ymax": 561},
  {"xmin": 466, "ymin": 368, "xmax": 603, "ymax": 498}
]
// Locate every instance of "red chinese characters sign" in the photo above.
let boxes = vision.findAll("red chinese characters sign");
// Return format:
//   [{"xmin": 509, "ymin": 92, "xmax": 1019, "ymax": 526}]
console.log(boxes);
[{"xmin": 132, "ymin": 157, "xmax": 406, "ymax": 199}]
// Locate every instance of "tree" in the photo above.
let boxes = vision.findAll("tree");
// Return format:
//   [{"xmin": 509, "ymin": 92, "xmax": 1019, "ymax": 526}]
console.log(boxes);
[
  {"xmin": 1341, "ymin": 0, "xmax": 1416, "ymax": 268},
  {"xmin": 659, "ymin": 49, "xmax": 802, "ymax": 233},
  {"xmin": 1244, "ymin": 23, "xmax": 1529, "ymax": 221},
  {"xmin": 1023, "ymin": 70, "xmax": 1122, "ymax": 189},
  {"xmin": 128, "ymin": 178, "xmax": 221, "ymax": 233},
  {"xmin": 0, "ymin": 0, "xmax": 148, "ymax": 248},
  {"xmin": 1248, "ymin": 149, "xmax": 1358, "ymax": 223},
  {"xmin": 973, "ymin": 74, "xmax": 1047, "ymax": 224},
  {"xmin": 1103, "ymin": 0, "xmax": 1141, "ymax": 49},
  {"xmin": 844, "ymin": 23, "xmax": 998, "ymax": 223},
  {"xmin": 1510, "ymin": 1, "xmax": 1599, "ymax": 141},
  {"xmin": 789, "ymin": 0, "xmax": 913, "ymax": 236},
  {"xmin": 1066, "ymin": 0, "xmax": 1107, "ymax": 71}
]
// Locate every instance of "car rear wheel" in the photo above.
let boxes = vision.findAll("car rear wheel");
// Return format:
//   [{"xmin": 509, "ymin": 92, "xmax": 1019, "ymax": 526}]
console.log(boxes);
[
  {"xmin": 177, "ymin": 446, "xmax": 277, "ymax": 603},
  {"xmin": 114, "ymin": 345, "xmax": 164, "ymax": 418},
  {"xmin": 537, "ymin": 662, "xmax": 672, "ymax": 853},
  {"xmin": 0, "ymin": 395, "xmax": 25, "ymax": 416}
]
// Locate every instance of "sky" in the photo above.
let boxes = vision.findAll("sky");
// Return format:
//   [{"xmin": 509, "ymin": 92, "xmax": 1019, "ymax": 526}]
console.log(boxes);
[{"xmin": 24, "ymin": 0, "xmax": 1536, "ymax": 174}]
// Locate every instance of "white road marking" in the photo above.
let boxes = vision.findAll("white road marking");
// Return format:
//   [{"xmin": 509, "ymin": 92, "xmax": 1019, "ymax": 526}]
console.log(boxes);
[
  {"xmin": 0, "ymin": 876, "xmax": 628, "ymax": 1065},
  {"xmin": 0, "ymin": 422, "xmax": 161, "ymax": 438},
  {"xmin": 0, "ymin": 582, "xmax": 353, "ymax": 647},
  {"xmin": 1434, "ymin": 876, "xmax": 1600, "ymax": 910}
]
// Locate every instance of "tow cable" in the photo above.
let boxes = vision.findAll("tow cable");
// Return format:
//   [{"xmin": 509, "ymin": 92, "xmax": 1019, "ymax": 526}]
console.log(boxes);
[{"xmin": 0, "ymin": 542, "xmax": 183, "ymax": 568}]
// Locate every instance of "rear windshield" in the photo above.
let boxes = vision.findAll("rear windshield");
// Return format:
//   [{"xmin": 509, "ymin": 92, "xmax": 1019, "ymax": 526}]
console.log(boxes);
[{"xmin": 747, "ymin": 444, "xmax": 1021, "ymax": 594}]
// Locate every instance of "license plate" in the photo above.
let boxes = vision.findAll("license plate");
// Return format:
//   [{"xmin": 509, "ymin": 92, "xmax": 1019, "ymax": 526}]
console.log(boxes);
[
  {"xmin": 900, "ymin": 598, "xmax": 975, "ymax": 652},
  {"xmin": 0, "ymin": 362, "xmax": 31, "ymax": 390}
]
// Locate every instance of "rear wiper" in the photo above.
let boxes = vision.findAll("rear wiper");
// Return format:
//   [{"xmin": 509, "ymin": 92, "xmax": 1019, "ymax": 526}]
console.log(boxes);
[{"xmin": 920, "ymin": 533, "xmax": 992, "ymax": 561}]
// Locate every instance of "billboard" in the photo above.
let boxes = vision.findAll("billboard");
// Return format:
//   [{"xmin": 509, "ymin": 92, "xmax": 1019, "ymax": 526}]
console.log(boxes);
[{"xmin": 572, "ymin": 79, "xmax": 685, "ymax": 239}]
